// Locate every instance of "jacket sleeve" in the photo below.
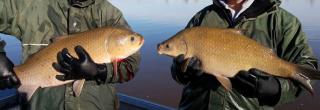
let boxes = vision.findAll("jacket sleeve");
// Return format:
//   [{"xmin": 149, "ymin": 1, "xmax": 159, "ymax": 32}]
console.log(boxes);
[
  {"xmin": 275, "ymin": 10, "xmax": 318, "ymax": 105},
  {"xmin": 0, "ymin": 0, "xmax": 23, "ymax": 52},
  {"xmin": 102, "ymin": 1, "xmax": 140, "ymax": 83}
]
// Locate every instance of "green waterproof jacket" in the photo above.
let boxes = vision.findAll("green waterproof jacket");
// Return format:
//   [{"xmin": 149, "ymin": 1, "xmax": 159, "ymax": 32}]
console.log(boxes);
[
  {"xmin": 0, "ymin": 0, "xmax": 140, "ymax": 109},
  {"xmin": 172, "ymin": 0, "xmax": 318, "ymax": 110}
]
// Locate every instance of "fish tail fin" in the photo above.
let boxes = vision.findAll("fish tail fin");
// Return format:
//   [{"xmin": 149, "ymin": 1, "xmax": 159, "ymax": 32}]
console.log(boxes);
[
  {"xmin": 73, "ymin": 79, "xmax": 85, "ymax": 97},
  {"xmin": 291, "ymin": 73, "xmax": 314, "ymax": 95},
  {"xmin": 296, "ymin": 65, "xmax": 320, "ymax": 79}
]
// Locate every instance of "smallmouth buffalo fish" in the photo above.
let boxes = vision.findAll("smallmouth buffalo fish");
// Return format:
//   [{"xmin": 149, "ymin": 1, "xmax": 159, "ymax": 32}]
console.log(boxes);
[{"xmin": 157, "ymin": 27, "xmax": 320, "ymax": 94}]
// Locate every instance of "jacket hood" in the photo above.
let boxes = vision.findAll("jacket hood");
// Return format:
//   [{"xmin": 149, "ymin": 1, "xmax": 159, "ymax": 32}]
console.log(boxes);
[{"xmin": 212, "ymin": 0, "xmax": 281, "ymax": 19}]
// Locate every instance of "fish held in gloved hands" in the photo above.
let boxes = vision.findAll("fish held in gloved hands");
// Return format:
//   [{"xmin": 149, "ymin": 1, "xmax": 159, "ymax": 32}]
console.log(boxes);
[
  {"xmin": 14, "ymin": 27, "xmax": 144, "ymax": 100},
  {"xmin": 157, "ymin": 27, "xmax": 320, "ymax": 95}
]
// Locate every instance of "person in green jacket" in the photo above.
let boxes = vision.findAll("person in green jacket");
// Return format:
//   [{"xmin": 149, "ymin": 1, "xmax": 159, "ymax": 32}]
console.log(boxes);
[
  {"xmin": 0, "ymin": 0, "xmax": 140, "ymax": 109},
  {"xmin": 171, "ymin": 0, "xmax": 318, "ymax": 109}
]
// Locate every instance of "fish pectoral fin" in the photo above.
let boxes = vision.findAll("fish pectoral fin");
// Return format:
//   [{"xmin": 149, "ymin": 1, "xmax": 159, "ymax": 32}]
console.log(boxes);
[
  {"xmin": 215, "ymin": 75, "xmax": 232, "ymax": 91},
  {"xmin": 181, "ymin": 58, "xmax": 191, "ymax": 73},
  {"xmin": 73, "ymin": 79, "xmax": 85, "ymax": 97},
  {"xmin": 112, "ymin": 60, "xmax": 118, "ymax": 78}
]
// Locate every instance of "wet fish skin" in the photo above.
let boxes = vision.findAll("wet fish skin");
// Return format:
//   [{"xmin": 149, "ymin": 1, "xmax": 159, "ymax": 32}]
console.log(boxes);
[
  {"xmin": 158, "ymin": 27, "xmax": 320, "ymax": 94},
  {"xmin": 14, "ymin": 27, "xmax": 144, "ymax": 100}
]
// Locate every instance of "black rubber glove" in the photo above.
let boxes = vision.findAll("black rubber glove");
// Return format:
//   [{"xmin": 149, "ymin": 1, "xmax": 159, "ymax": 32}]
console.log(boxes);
[
  {"xmin": 171, "ymin": 54, "xmax": 204, "ymax": 84},
  {"xmin": 231, "ymin": 68, "xmax": 281, "ymax": 106},
  {"xmin": 53, "ymin": 46, "xmax": 107, "ymax": 83},
  {"xmin": 0, "ymin": 52, "xmax": 20, "ymax": 89}
]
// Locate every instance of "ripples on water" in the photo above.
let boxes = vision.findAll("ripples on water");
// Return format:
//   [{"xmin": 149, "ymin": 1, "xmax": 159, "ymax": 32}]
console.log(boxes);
[{"xmin": 0, "ymin": 0, "xmax": 319, "ymax": 109}]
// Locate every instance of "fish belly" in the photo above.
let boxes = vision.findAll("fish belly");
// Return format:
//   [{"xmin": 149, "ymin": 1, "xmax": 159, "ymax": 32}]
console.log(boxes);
[
  {"xmin": 14, "ymin": 32, "xmax": 109, "ymax": 100},
  {"xmin": 14, "ymin": 60, "xmax": 73, "ymax": 99}
]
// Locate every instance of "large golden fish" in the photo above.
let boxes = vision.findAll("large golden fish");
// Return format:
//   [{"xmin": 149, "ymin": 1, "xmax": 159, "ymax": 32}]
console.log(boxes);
[
  {"xmin": 157, "ymin": 27, "xmax": 320, "ymax": 94},
  {"xmin": 14, "ymin": 27, "xmax": 144, "ymax": 100}
]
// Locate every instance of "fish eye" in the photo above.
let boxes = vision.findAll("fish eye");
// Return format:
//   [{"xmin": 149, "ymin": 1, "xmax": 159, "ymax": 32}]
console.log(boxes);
[
  {"xmin": 130, "ymin": 36, "xmax": 135, "ymax": 42},
  {"xmin": 166, "ymin": 44, "xmax": 170, "ymax": 48}
]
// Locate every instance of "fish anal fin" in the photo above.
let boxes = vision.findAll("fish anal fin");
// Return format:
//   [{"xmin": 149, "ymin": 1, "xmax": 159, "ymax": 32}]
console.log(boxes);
[
  {"xmin": 73, "ymin": 79, "xmax": 85, "ymax": 97},
  {"xmin": 181, "ymin": 58, "xmax": 191, "ymax": 73},
  {"xmin": 215, "ymin": 75, "xmax": 232, "ymax": 91},
  {"xmin": 292, "ymin": 64, "xmax": 320, "ymax": 95},
  {"xmin": 18, "ymin": 85, "xmax": 39, "ymax": 100},
  {"xmin": 291, "ymin": 72, "xmax": 314, "ymax": 95}
]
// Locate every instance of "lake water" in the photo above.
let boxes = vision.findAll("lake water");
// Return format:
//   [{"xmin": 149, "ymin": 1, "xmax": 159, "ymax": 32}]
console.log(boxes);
[{"xmin": 0, "ymin": 0, "xmax": 319, "ymax": 109}]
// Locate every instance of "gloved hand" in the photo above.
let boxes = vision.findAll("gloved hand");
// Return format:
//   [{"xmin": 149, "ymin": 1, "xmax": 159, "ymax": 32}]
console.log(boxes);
[
  {"xmin": 0, "ymin": 52, "xmax": 20, "ymax": 89},
  {"xmin": 53, "ymin": 46, "xmax": 107, "ymax": 83},
  {"xmin": 171, "ymin": 54, "xmax": 204, "ymax": 84},
  {"xmin": 230, "ymin": 68, "xmax": 281, "ymax": 106}
]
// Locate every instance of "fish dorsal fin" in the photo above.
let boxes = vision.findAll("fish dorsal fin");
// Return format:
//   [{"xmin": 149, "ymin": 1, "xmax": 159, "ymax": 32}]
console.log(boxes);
[
  {"xmin": 50, "ymin": 36, "xmax": 68, "ymax": 43},
  {"xmin": 215, "ymin": 75, "xmax": 232, "ymax": 91}
]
